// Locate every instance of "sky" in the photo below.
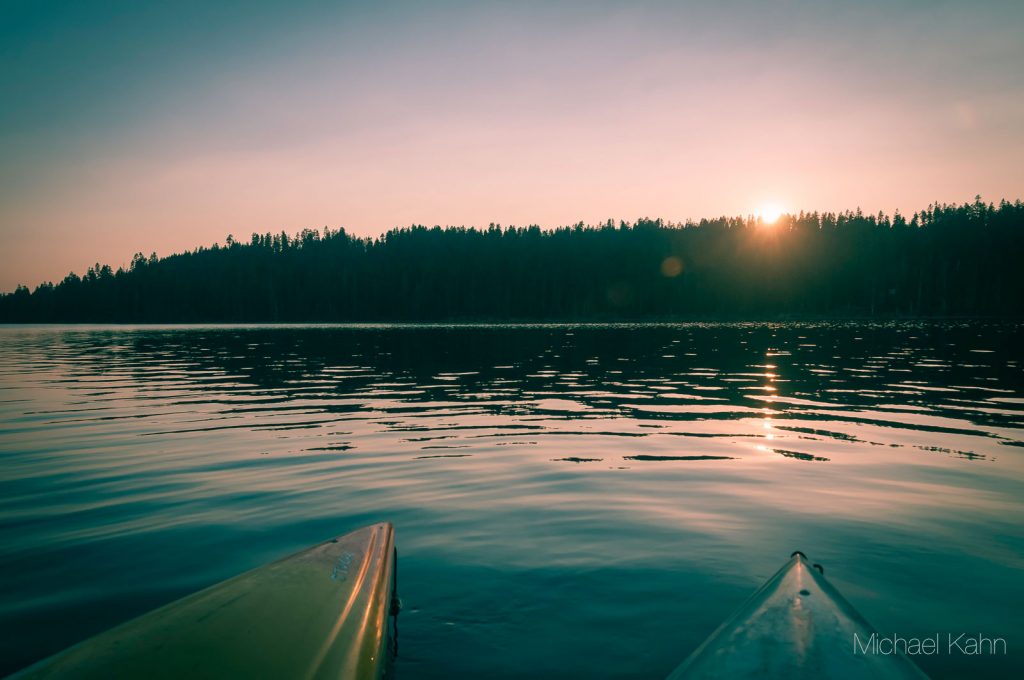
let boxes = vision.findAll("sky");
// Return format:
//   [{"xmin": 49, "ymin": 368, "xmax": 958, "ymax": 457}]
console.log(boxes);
[{"xmin": 1, "ymin": 0, "xmax": 1023, "ymax": 291}]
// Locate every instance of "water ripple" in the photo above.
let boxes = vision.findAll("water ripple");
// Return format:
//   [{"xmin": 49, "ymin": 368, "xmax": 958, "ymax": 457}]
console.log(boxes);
[{"xmin": 1, "ymin": 322, "xmax": 1023, "ymax": 678}]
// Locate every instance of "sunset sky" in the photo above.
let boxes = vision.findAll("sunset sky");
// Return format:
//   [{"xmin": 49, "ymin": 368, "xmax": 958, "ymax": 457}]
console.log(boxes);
[{"xmin": 2, "ymin": 0, "xmax": 1022, "ymax": 291}]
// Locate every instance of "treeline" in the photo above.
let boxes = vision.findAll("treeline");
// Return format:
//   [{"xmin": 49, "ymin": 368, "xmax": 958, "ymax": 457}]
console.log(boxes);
[{"xmin": 2, "ymin": 198, "xmax": 1023, "ymax": 322}]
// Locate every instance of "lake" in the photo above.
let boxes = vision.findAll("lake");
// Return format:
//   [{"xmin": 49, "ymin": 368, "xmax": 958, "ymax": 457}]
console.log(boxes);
[{"xmin": 1, "ymin": 322, "xmax": 1022, "ymax": 678}]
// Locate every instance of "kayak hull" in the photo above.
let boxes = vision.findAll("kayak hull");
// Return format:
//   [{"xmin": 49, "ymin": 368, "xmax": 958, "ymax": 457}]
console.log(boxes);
[
  {"xmin": 16, "ymin": 522, "xmax": 397, "ymax": 680},
  {"xmin": 667, "ymin": 552, "xmax": 927, "ymax": 679}
]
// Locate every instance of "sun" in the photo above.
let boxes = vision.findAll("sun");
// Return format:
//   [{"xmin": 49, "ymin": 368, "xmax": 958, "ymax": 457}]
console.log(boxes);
[{"xmin": 757, "ymin": 203, "xmax": 784, "ymax": 224}]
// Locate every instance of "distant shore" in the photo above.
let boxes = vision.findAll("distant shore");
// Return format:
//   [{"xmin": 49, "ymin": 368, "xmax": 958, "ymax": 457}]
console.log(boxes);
[
  {"xmin": 2, "ymin": 314, "xmax": 1021, "ymax": 326},
  {"xmin": 3, "ymin": 201, "xmax": 1022, "ymax": 323}
]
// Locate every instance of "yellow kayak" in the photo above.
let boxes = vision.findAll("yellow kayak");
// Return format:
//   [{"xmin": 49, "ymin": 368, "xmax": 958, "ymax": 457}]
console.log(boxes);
[{"xmin": 16, "ymin": 523, "xmax": 398, "ymax": 680}]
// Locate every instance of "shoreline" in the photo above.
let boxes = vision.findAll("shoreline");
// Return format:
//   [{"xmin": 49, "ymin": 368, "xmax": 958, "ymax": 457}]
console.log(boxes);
[{"xmin": 1, "ymin": 315, "xmax": 1021, "ymax": 328}]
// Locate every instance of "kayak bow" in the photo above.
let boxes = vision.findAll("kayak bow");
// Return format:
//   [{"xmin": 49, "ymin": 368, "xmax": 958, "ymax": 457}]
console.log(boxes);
[
  {"xmin": 17, "ymin": 522, "xmax": 398, "ymax": 680},
  {"xmin": 667, "ymin": 551, "xmax": 927, "ymax": 679}
]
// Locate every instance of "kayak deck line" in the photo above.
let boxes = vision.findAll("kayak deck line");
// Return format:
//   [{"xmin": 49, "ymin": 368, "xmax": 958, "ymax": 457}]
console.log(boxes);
[
  {"xmin": 307, "ymin": 524, "xmax": 382, "ymax": 678},
  {"xmin": 15, "ymin": 522, "xmax": 399, "ymax": 680},
  {"xmin": 666, "ymin": 551, "xmax": 928, "ymax": 679}
]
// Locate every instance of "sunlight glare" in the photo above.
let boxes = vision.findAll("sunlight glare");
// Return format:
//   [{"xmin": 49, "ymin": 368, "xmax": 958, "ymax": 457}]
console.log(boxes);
[{"xmin": 758, "ymin": 203, "xmax": 784, "ymax": 224}]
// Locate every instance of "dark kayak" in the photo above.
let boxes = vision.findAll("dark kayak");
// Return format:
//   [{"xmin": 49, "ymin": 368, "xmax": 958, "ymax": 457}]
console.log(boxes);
[
  {"xmin": 16, "ymin": 522, "xmax": 398, "ymax": 679},
  {"xmin": 667, "ymin": 552, "xmax": 927, "ymax": 679}
]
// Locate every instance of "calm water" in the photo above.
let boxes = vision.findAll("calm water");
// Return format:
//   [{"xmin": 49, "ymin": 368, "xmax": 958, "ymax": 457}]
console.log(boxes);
[{"xmin": 1, "ymin": 323, "xmax": 1023, "ymax": 678}]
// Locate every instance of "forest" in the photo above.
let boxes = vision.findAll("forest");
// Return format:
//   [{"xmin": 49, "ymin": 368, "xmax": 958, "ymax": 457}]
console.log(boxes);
[{"xmin": 1, "ymin": 198, "xmax": 1022, "ymax": 322}]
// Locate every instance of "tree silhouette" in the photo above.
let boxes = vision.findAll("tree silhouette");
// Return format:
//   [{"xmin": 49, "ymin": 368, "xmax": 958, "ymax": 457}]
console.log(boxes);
[{"xmin": 2, "ymin": 198, "xmax": 1022, "ymax": 322}]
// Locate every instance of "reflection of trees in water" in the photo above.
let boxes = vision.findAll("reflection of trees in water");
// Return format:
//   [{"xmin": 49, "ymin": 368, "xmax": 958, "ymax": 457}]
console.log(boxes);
[{"xmin": 78, "ymin": 324, "xmax": 1024, "ymax": 432}]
